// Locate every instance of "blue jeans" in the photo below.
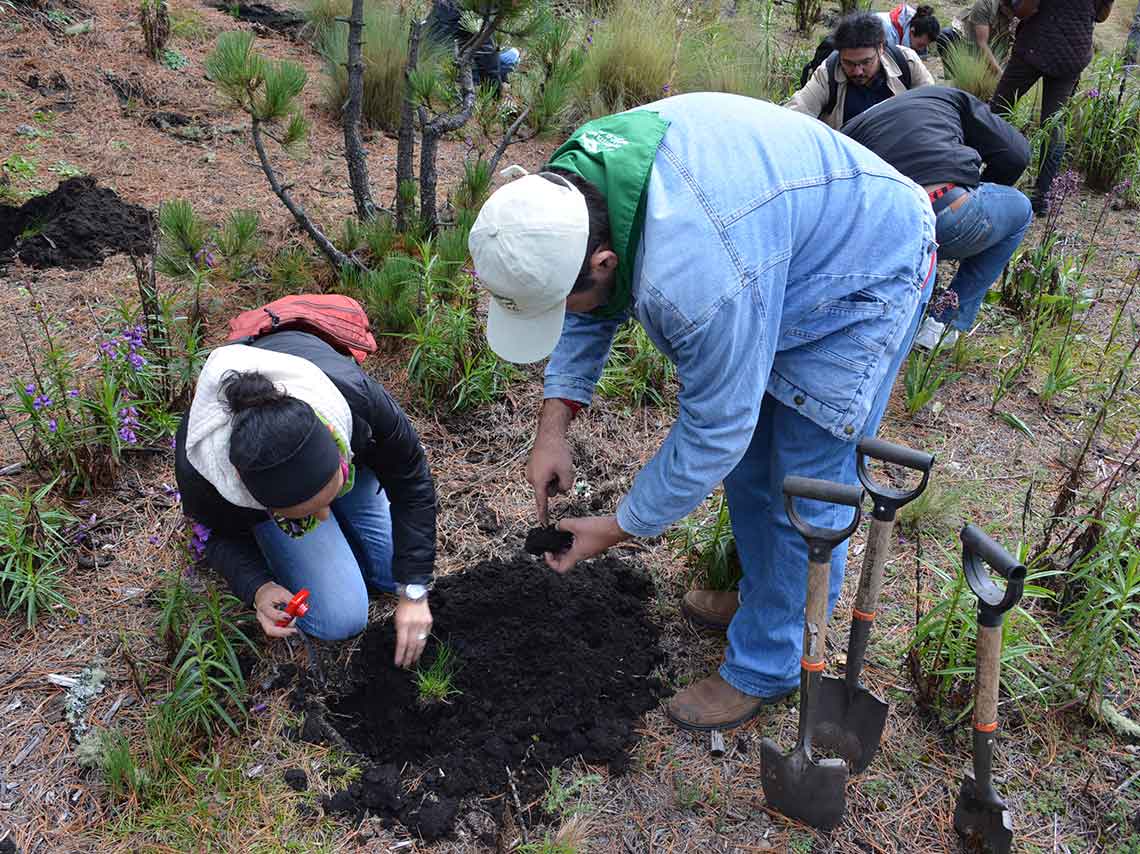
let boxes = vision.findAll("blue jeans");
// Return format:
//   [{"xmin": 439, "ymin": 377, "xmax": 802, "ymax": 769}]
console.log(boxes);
[
  {"xmin": 719, "ymin": 274, "xmax": 930, "ymax": 698},
  {"xmin": 253, "ymin": 467, "xmax": 394, "ymax": 641},
  {"xmin": 933, "ymin": 183, "xmax": 1033, "ymax": 331},
  {"xmin": 499, "ymin": 47, "xmax": 520, "ymax": 74}
]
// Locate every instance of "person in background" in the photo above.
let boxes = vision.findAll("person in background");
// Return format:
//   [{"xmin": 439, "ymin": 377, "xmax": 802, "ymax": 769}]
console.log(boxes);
[
  {"xmin": 876, "ymin": 3, "xmax": 942, "ymax": 54},
  {"xmin": 989, "ymin": 0, "xmax": 1114, "ymax": 213},
  {"xmin": 468, "ymin": 92, "xmax": 937, "ymax": 731},
  {"xmin": 787, "ymin": 12, "xmax": 934, "ymax": 130},
  {"xmin": 939, "ymin": 0, "xmax": 1017, "ymax": 78},
  {"xmin": 175, "ymin": 331, "xmax": 437, "ymax": 667},
  {"xmin": 842, "ymin": 86, "xmax": 1032, "ymax": 350},
  {"xmin": 426, "ymin": 0, "xmax": 520, "ymax": 89}
]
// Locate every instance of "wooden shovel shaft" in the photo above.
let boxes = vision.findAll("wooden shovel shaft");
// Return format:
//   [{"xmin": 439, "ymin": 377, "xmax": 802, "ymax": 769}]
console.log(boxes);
[
  {"xmin": 973, "ymin": 624, "xmax": 1002, "ymax": 731},
  {"xmin": 801, "ymin": 559, "xmax": 832, "ymax": 669},
  {"xmin": 853, "ymin": 517, "xmax": 892, "ymax": 617}
]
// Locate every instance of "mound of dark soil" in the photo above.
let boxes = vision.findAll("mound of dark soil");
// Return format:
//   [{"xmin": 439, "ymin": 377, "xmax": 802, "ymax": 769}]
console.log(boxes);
[
  {"xmin": 320, "ymin": 556, "xmax": 664, "ymax": 841},
  {"xmin": 210, "ymin": 1, "xmax": 305, "ymax": 35},
  {"xmin": 0, "ymin": 177, "xmax": 152, "ymax": 270}
]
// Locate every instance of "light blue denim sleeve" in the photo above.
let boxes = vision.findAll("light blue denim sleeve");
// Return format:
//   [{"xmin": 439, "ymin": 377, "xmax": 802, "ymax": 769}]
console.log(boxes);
[
  {"xmin": 616, "ymin": 279, "xmax": 782, "ymax": 538},
  {"xmin": 543, "ymin": 309, "xmax": 629, "ymax": 405}
]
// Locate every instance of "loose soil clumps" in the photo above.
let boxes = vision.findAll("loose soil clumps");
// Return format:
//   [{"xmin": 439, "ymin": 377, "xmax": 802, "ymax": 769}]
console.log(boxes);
[
  {"xmin": 320, "ymin": 556, "xmax": 664, "ymax": 840},
  {"xmin": 0, "ymin": 177, "xmax": 152, "ymax": 270},
  {"xmin": 209, "ymin": 1, "xmax": 305, "ymax": 36}
]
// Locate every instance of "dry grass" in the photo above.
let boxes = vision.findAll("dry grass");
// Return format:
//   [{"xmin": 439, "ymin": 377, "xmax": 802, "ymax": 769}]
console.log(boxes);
[{"xmin": 1, "ymin": 0, "xmax": 1139, "ymax": 852}]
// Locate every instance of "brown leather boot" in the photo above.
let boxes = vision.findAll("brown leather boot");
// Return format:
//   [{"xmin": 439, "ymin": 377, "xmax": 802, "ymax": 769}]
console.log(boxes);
[
  {"xmin": 667, "ymin": 673, "xmax": 766, "ymax": 731},
  {"xmin": 680, "ymin": 590, "xmax": 739, "ymax": 631}
]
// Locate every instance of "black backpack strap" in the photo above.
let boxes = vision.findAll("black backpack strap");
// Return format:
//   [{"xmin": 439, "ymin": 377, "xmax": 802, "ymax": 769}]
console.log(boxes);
[
  {"xmin": 888, "ymin": 44, "xmax": 912, "ymax": 89},
  {"xmin": 822, "ymin": 52, "xmax": 840, "ymax": 119}
]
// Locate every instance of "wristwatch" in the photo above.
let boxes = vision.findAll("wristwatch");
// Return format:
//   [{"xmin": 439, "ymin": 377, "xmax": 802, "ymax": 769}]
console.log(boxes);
[{"xmin": 396, "ymin": 583, "xmax": 429, "ymax": 602}]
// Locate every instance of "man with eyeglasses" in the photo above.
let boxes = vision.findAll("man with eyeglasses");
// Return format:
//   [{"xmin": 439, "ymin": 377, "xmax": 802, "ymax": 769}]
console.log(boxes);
[{"xmin": 788, "ymin": 11, "xmax": 934, "ymax": 130}]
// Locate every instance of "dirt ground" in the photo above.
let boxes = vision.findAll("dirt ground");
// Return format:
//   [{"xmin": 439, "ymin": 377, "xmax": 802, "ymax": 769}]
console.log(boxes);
[{"xmin": 1, "ymin": 0, "xmax": 1139, "ymax": 852}]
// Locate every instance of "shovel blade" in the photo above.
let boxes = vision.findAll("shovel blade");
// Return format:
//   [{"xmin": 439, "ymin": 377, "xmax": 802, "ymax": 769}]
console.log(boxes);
[
  {"xmin": 954, "ymin": 771, "xmax": 1013, "ymax": 854},
  {"xmin": 760, "ymin": 737, "xmax": 849, "ymax": 831},
  {"xmin": 813, "ymin": 675, "xmax": 889, "ymax": 774}
]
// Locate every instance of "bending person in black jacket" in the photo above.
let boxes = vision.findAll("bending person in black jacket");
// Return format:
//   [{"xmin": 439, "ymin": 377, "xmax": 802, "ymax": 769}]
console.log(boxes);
[
  {"xmin": 175, "ymin": 331, "xmax": 437, "ymax": 667},
  {"xmin": 842, "ymin": 86, "xmax": 1033, "ymax": 350}
]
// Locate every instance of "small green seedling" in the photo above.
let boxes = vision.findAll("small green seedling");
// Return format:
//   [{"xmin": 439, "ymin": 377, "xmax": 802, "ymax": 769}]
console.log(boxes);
[{"xmin": 414, "ymin": 640, "xmax": 462, "ymax": 705}]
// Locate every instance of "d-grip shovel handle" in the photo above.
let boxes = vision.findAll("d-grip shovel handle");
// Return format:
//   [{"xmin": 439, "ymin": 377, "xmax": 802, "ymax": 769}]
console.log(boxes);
[
  {"xmin": 961, "ymin": 525, "xmax": 1025, "ymax": 811},
  {"xmin": 783, "ymin": 477, "xmax": 864, "ymax": 564},
  {"xmin": 783, "ymin": 477, "xmax": 863, "ymax": 677},
  {"xmin": 961, "ymin": 524, "xmax": 1026, "ymax": 626},
  {"xmin": 856, "ymin": 437, "xmax": 935, "ymax": 521}
]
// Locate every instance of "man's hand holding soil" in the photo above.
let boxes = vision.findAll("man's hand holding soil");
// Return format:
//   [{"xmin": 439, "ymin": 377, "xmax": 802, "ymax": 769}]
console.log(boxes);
[
  {"xmin": 545, "ymin": 514, "xmax": 630, "ymax": 573},
  {"xmin": 526, "ymin": 399, "xmax": 577, "ymax": 524}
]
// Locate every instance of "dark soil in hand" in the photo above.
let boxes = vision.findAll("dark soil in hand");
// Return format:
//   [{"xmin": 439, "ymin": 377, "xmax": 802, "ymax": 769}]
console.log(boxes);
[
  {"xmin": 0, "ymin": 177, "xmax": 152, "ymax": 270},
  {"xmin": 523, "ymin": 525, "xmax": 574, "ymax": 556},
  {"xmin": 320, "ymin": 556, "xmax": 664, "ymax": 840}
]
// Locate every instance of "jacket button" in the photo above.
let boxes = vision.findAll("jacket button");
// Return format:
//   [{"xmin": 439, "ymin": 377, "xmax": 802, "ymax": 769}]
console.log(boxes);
[
  {"xmin": 844, "ymin": 425, "xmax": 855, "ymax": 435},
  {"xmin": 794, "ymin": 394, "xmax": 805, "ymax": 406}
]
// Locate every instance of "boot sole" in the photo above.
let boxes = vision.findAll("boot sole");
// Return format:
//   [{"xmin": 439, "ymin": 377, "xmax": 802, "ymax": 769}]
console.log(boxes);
[{"xmin": 666, "ymin": 689, "xmax": 796, "ymax": 733}]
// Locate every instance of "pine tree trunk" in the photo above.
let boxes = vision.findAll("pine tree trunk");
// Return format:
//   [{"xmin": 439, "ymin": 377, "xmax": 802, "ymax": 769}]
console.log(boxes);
[
  {"xmin": 343, "ymin": 0, "xmax": 375, "ymax": 221},
  {"xmin": 395, "ymin": 19, "xmax": 422, "ymax": 232},
  {"xmin": 796, "ymin": 0, "xmax": 821, "ymax": 31}
]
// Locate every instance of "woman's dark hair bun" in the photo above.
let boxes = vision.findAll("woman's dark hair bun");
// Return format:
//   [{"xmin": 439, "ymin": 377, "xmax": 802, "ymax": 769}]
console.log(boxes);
[
  {"xmin": 221, "ymin": 370, "xmax": 285, "ymax": 414},
  {"xmin": 915, "ymin": 5, "xmax": 935, "ymax": 17}
]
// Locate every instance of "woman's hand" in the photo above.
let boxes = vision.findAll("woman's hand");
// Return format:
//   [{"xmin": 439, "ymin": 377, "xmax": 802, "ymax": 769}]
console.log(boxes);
[
  {"xmin": 394, "ymin": 597, "xmax": 433, "ymax": 668},
  {"xmin": 544, "ymin": 515, "xmax": 631, "ymax": 574},
  {"xmin": 253, "ymin": 581, "xmax": 300, "ymax": 639}
]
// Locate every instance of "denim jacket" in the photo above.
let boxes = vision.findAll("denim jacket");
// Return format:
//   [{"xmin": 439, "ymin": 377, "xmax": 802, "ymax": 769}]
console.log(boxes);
[{"xmin": 544, "ymin": 93, "xmax": 936, "ymax": 539}]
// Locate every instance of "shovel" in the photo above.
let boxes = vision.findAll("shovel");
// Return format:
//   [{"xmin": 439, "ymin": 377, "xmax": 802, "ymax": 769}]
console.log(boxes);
[
  {"xmin": 761, "ymin": 475, "xmax": 864, "ymax": 832},
  {"xmin": 814, "ymin": 437, "xmax": 934, "ymax": 774},
  {"xmin": 953, "ymin": 524, "xmax": 1026, "ymax": 854}
]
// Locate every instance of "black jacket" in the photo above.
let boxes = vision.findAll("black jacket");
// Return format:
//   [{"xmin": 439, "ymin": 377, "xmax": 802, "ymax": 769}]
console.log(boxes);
[
  {"xmin": 174, "ymin": 331, "xmax": 437, "ymax": 604},
  {"xmin": 840, "ymin": 86, "xmax": 1030, "ymax": 189}
]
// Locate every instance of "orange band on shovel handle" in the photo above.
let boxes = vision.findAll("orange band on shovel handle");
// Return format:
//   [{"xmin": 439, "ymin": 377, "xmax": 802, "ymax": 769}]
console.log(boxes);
[
  {"xmin": 852, "ymin": 608, "xmax": 876, "ymax": 621},
  {"xmin": 974, "ymin": 720, "xmax": 998, "ymax": 733},
  {"xmin": 801, "ymin": 658, "xmax": 826, "ymax": 672}
]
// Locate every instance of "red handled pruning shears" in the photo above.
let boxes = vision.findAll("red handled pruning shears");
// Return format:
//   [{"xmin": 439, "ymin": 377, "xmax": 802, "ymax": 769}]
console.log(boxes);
[{"xmin": 275, "ymin": 588, "xmax": 310, "ymax": 627}]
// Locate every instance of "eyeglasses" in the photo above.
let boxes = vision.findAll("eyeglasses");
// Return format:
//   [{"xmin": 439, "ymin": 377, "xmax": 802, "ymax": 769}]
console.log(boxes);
[{"xmin": 840, "ymin": 54, "xmax": 880, "ymax": 73}]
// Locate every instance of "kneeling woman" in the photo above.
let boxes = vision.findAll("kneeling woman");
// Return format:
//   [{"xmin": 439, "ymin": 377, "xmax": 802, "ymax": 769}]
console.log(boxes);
[{"xmin": 175, "ymin": 330, "xmax": 436, "ymax": 667}]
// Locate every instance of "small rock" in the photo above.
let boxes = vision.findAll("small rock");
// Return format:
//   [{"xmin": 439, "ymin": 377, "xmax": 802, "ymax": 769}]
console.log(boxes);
[
  {"xmin": 283, "ymin": 768, "xmax": 307, "ymax": 791},
  {"xmin": 16, "ymin": 124, "xmax": 38, "ymax": 137}
]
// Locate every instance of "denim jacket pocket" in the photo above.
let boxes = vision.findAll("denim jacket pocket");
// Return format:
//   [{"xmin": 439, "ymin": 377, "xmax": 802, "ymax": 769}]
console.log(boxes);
[{"xmin": 784, "ymin": 290, "xmax": 891, "ymax": 367}]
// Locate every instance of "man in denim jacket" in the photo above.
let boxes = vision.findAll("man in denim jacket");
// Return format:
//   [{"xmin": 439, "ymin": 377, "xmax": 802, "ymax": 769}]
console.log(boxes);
[{"xmin": 469, "ymin": 93, "xmax": 937, "ymax": 731}]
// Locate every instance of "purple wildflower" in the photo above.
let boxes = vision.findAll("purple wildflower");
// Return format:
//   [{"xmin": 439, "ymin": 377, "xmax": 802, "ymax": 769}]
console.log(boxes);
[
  {"xmin": 662, "ymin": 84, "xmax": 670, "ymax": 93},
  {"xmin": 586, "ymin": 34, "xmax": 592, "ymax": 44},
  {"xmin": 25, "ymin": 383, "xmax": 35, "ymax": 395},
  {"xmin": 48, "ymin": 418, "xmax": 58, "ymax": 433},
  {"xmin": 1088, "ymin": 87, "xmax": 1101, "ymax": 99},
  {"xmin": 189, "ymin": 521, "xmax": 211, "ymax": 560},
  {"xmin": 118, "ymin": 427, "xmax": 137, "ymax": 444},
  {"xmin": 32, "ymin": 394, "xmax": 52, "ymax": 411},
  {"xmin": 99, "ymin": 338, "xmax": 121, "ymax": 360},
  {"xmin": 1113, "ymin": 178, "xmax": 1133, "ymax": 196},
  {"xmin": 67, "ymin": 388, "xmax": 79, "ymax": 398},
  {"xmin": 1045, "ymin": 169, "xmax": 1081, "ymax": 210},
  {"xmin": 148, "ymin": 535, "xmax": 159, "ymax": 545},
  {"xmin": 168, "ymin": 436, "xmax": 177, "ymax": 449},
  {"xmin": 251, "ymin": 702, "xmax": 268, "ymax": 714},
  {"xmin": 194, "ymin": 247, "xmax": 216, "ymax": 269}
]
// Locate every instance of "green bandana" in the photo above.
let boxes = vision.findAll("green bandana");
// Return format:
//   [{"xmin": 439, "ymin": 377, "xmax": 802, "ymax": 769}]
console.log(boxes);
[{"xmin": 546, "ymin": 110, "xmax": 670, "ymax": 318}]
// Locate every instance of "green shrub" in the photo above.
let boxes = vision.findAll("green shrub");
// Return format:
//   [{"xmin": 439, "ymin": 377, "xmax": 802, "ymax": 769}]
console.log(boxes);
[
  {"xmin": 1067, "ymin": 56, "xmax": 1140, "ymax": 193},
  {"xmin": 343, "ymin": 252, "xmax": 422, "ymax": 334},
  {"xmin": 668, "ymin": 494, "xmax": 741, "ymax": 591},
  {"xmin": 314, "ymin": 0, "xmax": 411, "ymax": 131},
  {"xmin": 269, "ymin": 244, "xmax": 312, "ymax": 290},
  {"xmin": 406, "ymin": 297, "xmax": 514, "ymax": 411},
  {"xmin": 597, "ymin": 321, "xmax": 675, "ymax": 407},
  {"xmin": 414, "ymin": 639, "xmax": 462, "ymax": 704},
  {"xmin": 575, "ymin": 0, "xmax": 674, "ymax": 116},
  {"xmin": 156, "ymin": 198, "xmax": 209, "ymax": 278},
  {"xmin": 940, "ymin": 40, "xmax": 999, "ymax": 102},
  {"xmin": 0, "ymin": 481, "xmax": 75, "ymax": 627}
]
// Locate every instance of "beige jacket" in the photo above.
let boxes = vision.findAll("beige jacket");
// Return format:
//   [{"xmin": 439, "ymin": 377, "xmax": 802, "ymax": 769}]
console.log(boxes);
[{"xmin": 785, "ymin": 46, "xmax": 934, "ymax": 130}]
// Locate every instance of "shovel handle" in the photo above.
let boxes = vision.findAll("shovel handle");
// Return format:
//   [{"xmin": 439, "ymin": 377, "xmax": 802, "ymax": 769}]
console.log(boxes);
[
  {"xmin": 856, "ymin": 437, "xmax": 934, "ymax": 521},
  {"xmin": 783, "ymin": 476, "xmax": 864, "ymax": 564},
  {"xmin": 970, "ymin": 623, "xmax": 1006, "ymax": 807},
  {"xmin": 961, "ymin": 525, "xmax": 1026, "ymax": 625},
  {"xmin": 844, "ymin": 513, "xmax": 894, "ymax": 689}
]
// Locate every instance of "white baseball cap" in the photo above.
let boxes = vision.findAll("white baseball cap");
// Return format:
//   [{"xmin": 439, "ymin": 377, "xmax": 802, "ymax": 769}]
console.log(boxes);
[{"xmin": 468, "ymin": 172, "xmax": 589, "ymax": 364}]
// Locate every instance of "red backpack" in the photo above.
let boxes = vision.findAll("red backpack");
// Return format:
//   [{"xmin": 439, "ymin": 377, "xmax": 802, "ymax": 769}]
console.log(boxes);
[{"xmin": 225, "ymin": 295, "xmax": 377, "ymax": 365}]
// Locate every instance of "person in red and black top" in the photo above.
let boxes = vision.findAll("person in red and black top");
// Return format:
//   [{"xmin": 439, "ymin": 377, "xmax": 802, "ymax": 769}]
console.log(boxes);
[{"xmin": 990, "ymin": 0, "xmax": 1114, "ymax": 212}]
